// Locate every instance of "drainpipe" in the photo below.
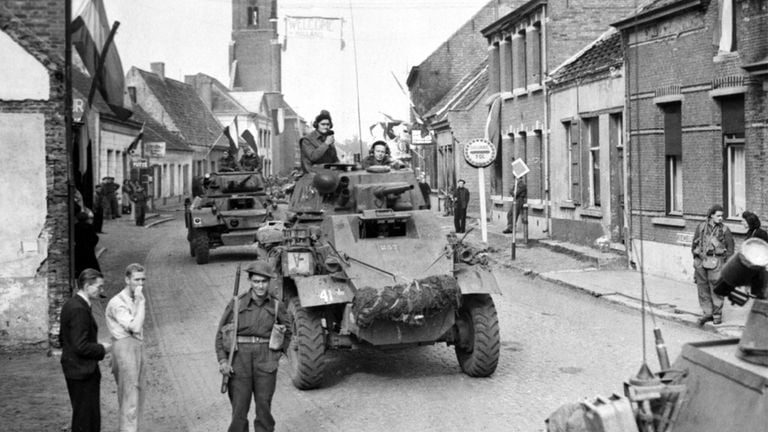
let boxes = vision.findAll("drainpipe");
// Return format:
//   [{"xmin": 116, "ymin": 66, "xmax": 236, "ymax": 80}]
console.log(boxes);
[{"xmin": 542, "ymin": 5, "xmax": 551, "ymax": 238}]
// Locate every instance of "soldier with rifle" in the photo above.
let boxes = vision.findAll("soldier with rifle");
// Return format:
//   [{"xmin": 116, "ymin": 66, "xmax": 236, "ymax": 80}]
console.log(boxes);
[{"xmin": 215, "ymin": 262, "xmax": 292, "ymax": 432}]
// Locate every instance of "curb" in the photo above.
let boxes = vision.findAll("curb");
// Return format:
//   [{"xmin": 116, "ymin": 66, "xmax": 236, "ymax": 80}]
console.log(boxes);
[
  {"xmin": 487, "ymin": 252, "xmax": 741, "ymax": 338},
  {"xmin": 145, "ymin": 216, "xmax": 175, "ymax": 228}
]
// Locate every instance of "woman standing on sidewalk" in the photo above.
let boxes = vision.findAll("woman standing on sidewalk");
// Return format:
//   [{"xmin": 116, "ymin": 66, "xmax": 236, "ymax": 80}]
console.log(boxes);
[
  {"xmin": 742, "ymin": 211, "xmax": 768, "ymax": 242},
  {"xmin": 691, "ymin": 204, "xmax": 734, "ymax": 326}
]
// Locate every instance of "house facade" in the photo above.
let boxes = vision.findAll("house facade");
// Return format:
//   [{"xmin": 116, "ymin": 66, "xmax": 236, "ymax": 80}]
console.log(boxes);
[
  {"xmin": 548, "ymin": 30, "xmax": 627, "ymax": 247},
  {"xmin": 126, "ymin": 63, "xmax": 226, "ymax": 205},
  {"xmin": 481, "ymin": 0, "xmax": 637, "ymax": 238},
  {"xmin": 614, "ymin": 0, "xmax": 768, "ymax": 281}
]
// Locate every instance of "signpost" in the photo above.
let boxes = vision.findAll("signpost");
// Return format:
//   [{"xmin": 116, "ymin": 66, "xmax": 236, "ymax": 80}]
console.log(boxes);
[{"xmin": 462, "ymin": 138, "xmax": 497, "ymax": 243}]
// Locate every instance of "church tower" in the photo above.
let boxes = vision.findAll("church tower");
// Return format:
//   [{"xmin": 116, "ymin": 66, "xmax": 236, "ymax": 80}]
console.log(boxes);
[{"xmin": 230, "ymin": 0, "xmax": 281, "ymax": 92}]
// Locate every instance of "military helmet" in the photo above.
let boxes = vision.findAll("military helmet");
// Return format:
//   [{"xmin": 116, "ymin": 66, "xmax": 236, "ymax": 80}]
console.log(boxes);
[
  {"xmin": 312, "ymin": 171, "xmax": 339, "ymax": 194},
  {"xmin": 245, "ymin": 261, "xmax": 275, "ymax": 279}
]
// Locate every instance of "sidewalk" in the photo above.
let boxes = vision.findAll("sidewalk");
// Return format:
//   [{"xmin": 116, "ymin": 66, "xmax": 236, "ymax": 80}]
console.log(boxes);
[{"xmin": 458, "ymin": 213, "xmax": 747, "ymax": 338}]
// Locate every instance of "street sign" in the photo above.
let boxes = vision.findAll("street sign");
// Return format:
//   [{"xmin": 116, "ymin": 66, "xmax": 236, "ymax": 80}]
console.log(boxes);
[
  {"xmin": 411, "ymin": 130, "xmax": 433, "ymax": 145},
  {"xmin": 133, "ymin": 159, "xmax": 148, "ymax": 169},
  {"xmin": 511, "ymin": 158, "xmax": 530, "ymax": 178},
  {"xmin": 146, "ymin": 142, "xmax": 166, "ymax": 158},
  {"xmin": 463, "ymin": 138, "xmax": 497, "ymax": 168}
]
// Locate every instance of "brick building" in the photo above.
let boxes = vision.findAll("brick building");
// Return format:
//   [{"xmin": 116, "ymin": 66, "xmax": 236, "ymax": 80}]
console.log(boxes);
[
  {"xmin": 481, "ymin": 0, "xmax": 637, "ymax": 238},
  {"xmin": 614, "ymin": 0, "xmax": 768, "ymax": 281},
  {"xmin": 407, "ymin": 0, "xmax": 521, "ymax": 191},
  {"xmin": 0, "ymin": 5, "xmax": 67, "ymax": 349},
  {"xmin": 548, "ymin": 30, "xmax": 627, "ymax": 247},
  {"xmin": 423, "ymin": 60, "xmax": 493, "ymax": 216}
]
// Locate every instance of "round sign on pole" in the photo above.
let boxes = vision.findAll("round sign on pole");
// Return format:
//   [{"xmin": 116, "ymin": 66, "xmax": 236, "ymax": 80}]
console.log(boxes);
[{"xmin": 463, "ymin": 138, "xmax": 497, "ymax": 168}]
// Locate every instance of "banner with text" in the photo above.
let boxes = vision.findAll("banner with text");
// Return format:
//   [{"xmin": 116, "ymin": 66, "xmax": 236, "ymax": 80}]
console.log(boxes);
[{"xmin": 285, "ymin": 16, "xmax": 343, "ymax": 41}]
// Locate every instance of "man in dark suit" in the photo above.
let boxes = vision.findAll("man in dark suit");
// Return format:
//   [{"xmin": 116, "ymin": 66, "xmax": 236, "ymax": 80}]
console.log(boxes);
[
  {"xmin": 453, "ymin": 179, "xmax": 470, "ymax": 233},
  {"xmin": 60, "ymin": 268, "xmax": 111, "ymax": 432}
]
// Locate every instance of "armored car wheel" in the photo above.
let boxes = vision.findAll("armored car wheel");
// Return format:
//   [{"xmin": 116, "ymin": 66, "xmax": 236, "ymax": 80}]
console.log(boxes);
[
  {"xmin": 287, "ymin": 297, "xmax": 326, "ymax": 390},
  {"xmin": 191, "ymin": 231, "xmax": 209, "ymax": 264},
  {"xmin": 454, "ymin": 295, "xmax": 500, "ymax": 377}
]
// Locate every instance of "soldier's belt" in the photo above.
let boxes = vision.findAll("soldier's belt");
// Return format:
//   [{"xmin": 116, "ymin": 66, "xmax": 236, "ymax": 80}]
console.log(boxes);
[{"xmin": 236, "ymin": 336, "xmax": 269, "ymax": 344}]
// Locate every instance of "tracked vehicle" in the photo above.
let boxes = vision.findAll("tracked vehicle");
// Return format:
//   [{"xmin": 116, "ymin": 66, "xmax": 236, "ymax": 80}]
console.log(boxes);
[
  {"xmin": 185, "ymin": 171, "xmax": 275, "ymax": 264},
  {"xmin": 265, "ymin": 163, "xmax": 501, "ymax": 389}
]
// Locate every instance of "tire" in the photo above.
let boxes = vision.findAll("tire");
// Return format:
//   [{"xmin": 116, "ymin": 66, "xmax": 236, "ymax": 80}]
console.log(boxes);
[
  {"xmin": 454, "ymin": 295, "xmax": 500, "ymax": 377},
  {"xmin": 286, "ymin": 297, "xmax": 326, "ymax": 390},
  {"xmin": 192, "ymin": 231, "xmax": 210, "ymax": 264},
  {"xmin": 187, "ymin": 229, "xmax": 196, "ymax": 257}
]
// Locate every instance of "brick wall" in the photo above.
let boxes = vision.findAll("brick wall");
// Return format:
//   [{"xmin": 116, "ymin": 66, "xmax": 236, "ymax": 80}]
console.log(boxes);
[{"xmin": 0, "ymin": 5, "xmax": 68, "ymax": 348}]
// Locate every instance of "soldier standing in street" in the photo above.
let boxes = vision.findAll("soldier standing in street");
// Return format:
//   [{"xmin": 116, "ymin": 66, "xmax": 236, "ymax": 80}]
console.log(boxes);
[
  {"xmin": 105, "ymin": 263, "xmax": 147, "ymax": 432},
  {"xmin": 453, "ymin": 179, "xmax": 470, "ymax": 233},
  {"xmin": 215, "ymin": 262, "xmax": 292, "ymax": 432},
  {"xmin": 103, "ymin": 177, "xmax": 120, "ymax": 219},
  {"xmin": 131, "ymin": 186, "xmax": 148, "ymax": 227},
  {"xmin": 691, "ymin": 204, "xmax": 734, "ymax": 326},
  {"xmin": 503, "ymin": 177, "xmax": 527, "ymax": 234}
]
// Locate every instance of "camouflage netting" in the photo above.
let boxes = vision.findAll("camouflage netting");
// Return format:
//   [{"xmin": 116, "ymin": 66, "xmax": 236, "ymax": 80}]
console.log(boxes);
[{"xmin": 352, "ymin": 275, "xmax": 461, "ymax": 327}]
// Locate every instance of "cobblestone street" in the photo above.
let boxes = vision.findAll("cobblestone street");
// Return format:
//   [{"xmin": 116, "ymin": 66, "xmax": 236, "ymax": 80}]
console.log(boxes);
[{"xmin": 2, "ymin": 214, "xmax": 720, "ymax": 431}]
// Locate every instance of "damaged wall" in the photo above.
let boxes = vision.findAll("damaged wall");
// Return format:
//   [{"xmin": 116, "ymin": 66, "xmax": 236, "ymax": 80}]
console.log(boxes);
[{"xmin": 1, "ymin": 4, "xmax": 67, "ymax": 350}]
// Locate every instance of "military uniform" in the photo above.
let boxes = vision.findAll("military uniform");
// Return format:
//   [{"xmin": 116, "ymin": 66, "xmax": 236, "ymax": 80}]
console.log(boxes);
[{"xmin": 215, "ymin": 264, "xmax": 292, "ymax": 432}]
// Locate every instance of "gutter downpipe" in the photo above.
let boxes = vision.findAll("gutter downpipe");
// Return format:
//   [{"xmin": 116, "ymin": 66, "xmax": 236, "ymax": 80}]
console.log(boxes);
[
  {"xmin": 621, "ymin": 32, "xmax": 633, "ymax": 268},
  {"xmin": 542, "ymin": 5, "xmax": 551, "ymax": 238}
]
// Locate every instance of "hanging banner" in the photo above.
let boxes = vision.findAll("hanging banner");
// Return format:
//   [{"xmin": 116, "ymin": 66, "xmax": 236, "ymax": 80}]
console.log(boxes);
[{"xmin": 285, "ymin": 16, "xmax": 343, "ymax": 40}]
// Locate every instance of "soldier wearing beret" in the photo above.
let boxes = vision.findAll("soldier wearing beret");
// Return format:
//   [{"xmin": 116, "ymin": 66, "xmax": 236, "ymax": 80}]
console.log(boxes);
[{"xmin": 215, "ymin": 262, "xmax": 292, "ymax": 432}]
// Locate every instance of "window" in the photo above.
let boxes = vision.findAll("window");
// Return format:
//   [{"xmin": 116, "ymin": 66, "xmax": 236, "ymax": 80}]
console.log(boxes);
[
  {"xmin": 725, "ymin": 136, "xmax": 745, "ymax": 218},
  {"xmin": 667, "ymin": 157, "xmax": 683, "ymax": 213},
  {"xmin": 585, "ymin": 118, "xmax": 600, "ymax": 206},
  {"xmin": 721, "ymin": 95, "xmax": 745, "ymax": 218},
  {"xmin": 718, "ymin": 0, "xmax": 736, "ymax": 52},
  {"xmin": 529, "ymin": 23, "xmax": 542, "ymax": 85},
  {"xmin": 663, "ymin": 103, "xmax": 682, "ymax": 214},
  {"xmin": 248, "ymin": 7, "xmax": 259, "ymax": 27}
]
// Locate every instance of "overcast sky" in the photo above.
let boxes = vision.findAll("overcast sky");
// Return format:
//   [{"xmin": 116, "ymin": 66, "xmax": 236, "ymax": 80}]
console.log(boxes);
[{"xmin": 79, "ymin": 0, "xmax": 494, "ymax": 141}]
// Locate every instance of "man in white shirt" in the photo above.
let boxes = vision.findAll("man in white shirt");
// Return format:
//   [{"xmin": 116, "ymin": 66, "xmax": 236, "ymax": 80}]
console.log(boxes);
[{"xmin": 105, "ymin": 263, "xmax": 147, "ymax": 432}]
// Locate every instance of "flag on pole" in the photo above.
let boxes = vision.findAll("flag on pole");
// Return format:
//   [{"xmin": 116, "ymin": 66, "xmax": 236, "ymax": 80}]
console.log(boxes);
[
  {"xmin": 484, "ymin": 94, "xmax": 502, "ymax": 146},
  {"xmin": 223, "ymin": 116, "xmax": 240, "ymax": 156},
  {"xmin": 71, "ymin": 0, "xmax": 125, "ymax": 108},
  {"xmin": 126, "ymin": 125, "xmax": 144, "ymax": 156},
  {"xmin": 241, "ymin": 130, "xmax": 259, "ymax": 156}
]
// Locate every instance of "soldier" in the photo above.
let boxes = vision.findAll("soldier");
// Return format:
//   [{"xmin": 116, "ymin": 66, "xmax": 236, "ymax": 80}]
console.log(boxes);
[
  {"xmin": 131, "ymin": 186, "xmax": 149, "ymax": 226},
  {"xmin": 103, "ymin": 177, "xmax": 120, "ymax": 219},
  {"xmin": 299, "ymin": 110, "xmax": 339, "ymax": 173},
  {"xmin": 215, "ymin": 261, "xmax": 292, "ymax": 432},
  {"xmin": 93, "ymin": 184, "xmax": 105, "ymax": 234},
  {"xmin": 691, "ymin": 204, "xmax": 734, "ymax": 326},
  {"xmin": 219, "ymin": 151, "xmax": 240, "ymax": 172},
  {"xmin": 239, "ymin": 147, "xmax": 261, "ymax": 172}
]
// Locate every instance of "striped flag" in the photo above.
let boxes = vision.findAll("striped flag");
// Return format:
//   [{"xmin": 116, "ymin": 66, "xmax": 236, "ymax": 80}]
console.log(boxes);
[
  {"xmin": 126, "ymin": 125, "xmax": 144, "ymax": 156},
  {"xmin": 71, "ymin": 0, "xmax": 125, "ymax": 108}
]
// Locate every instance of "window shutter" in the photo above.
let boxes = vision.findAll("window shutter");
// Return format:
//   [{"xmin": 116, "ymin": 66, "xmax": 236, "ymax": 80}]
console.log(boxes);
[{"xmin": 570, "ymin": 120, "xmax": 581, "ymax": 205}]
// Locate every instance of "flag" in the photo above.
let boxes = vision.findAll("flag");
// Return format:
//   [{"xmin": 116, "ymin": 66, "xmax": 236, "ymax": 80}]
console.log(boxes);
[
  {"xmin": 484, "ymin": 94, "xmax": 502, "ymax": 147},
  {"xmin": 77, "ymin": 108, "xmax": 90, "ymax": 175},
  {"xmin": 223, "ymin": 116, "xmax": 241, "ymax": 157},
  {"xmin": 71, "ymin": 0, "xmax": 125, "ymax": 108},
  {"xmin": 241, "ymin": 130, "xmax": 259, "ymax": 156},
  {"xmin": 126, "ymin": 125, "xmax": 144, "ymax": 156}
]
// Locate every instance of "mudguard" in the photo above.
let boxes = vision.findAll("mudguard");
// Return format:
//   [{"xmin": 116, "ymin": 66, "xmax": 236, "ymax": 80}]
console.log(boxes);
[
  {"xmin": 294, "ymin": 275, "xmax": 354, "ymax": 307},
  {"xmin": 454, "ymin": 263, "xmax": 501, "ymax": 295},
  {"xmin": 189, "ymin": 209, "xmax": 220, "ymax": 228}
]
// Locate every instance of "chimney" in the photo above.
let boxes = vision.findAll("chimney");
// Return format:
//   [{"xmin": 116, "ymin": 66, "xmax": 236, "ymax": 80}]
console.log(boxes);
[{"xmin": 150, "ymin": 62, "xmax": 165, "ymax": 80}]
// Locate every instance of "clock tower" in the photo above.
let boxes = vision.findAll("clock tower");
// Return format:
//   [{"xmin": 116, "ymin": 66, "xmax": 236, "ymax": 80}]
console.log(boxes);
[{"xmin": 230, "ymin": 0, "xmax": 281, "ymax": 92}]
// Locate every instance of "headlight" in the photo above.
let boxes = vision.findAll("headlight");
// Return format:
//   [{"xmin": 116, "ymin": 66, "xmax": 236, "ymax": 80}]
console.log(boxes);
[{"xmin": 193, "ymin": 217, "xmax": 202, "ymax": 225}]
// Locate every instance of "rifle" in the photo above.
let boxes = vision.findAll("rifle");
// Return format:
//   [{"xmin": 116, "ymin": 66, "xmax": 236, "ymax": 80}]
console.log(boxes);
[{"xmin": 221, "ymin": 264, "xmax": 242, "ymax": 394}]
